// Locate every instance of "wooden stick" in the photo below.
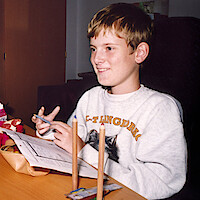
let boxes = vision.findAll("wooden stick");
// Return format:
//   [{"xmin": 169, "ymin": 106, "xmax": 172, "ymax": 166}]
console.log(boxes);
[
  {"xmin": 97, "ymin": 123, "xmax": 105, "ymax": 200},
  {"xmin": 72, "ymin": 116, "xmax": 78, "ymax": 190}
]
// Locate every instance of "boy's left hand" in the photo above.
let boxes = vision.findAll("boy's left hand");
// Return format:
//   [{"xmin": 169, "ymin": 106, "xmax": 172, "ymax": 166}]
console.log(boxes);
[{"xmin": 50, "ymin": 121, "xmax": 85, "ymax": 154}]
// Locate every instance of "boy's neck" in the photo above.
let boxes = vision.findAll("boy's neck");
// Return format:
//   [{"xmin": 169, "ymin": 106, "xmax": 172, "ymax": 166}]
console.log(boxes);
[{"xmin": 110, "ymin": 82, "xmax": 141, "ymax": 95}]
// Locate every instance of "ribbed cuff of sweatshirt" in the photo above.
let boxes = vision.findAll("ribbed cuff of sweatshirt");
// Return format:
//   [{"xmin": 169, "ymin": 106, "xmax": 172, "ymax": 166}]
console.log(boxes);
[
  {"xmin": 36, "ymin": 129, "xmax": 55, "ymax": 140},
  {"xmin": 78, "ymin": 144, "xmax": 109, "ymax": 169}
]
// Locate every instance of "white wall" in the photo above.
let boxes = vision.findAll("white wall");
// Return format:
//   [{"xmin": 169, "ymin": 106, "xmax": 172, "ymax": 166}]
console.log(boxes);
[
  {"xmin": 66, "ymin": 0, "xmax": 78, "ymax": 79},
  {"xmin": 66, "ymin": 0, "xmax": 200, "ymax": 81}
]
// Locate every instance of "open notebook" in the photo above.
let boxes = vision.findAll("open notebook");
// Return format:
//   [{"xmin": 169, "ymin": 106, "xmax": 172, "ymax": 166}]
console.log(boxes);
[{"xmin": 0, "ymin": 127, "xmax": 99, "ymax": 178}]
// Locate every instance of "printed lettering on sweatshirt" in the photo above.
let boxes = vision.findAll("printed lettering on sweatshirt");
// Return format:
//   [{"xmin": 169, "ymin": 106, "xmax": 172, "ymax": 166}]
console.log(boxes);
[{"xmin": 86, "ymin": 115, "xmax": 141, "ymax": 141}]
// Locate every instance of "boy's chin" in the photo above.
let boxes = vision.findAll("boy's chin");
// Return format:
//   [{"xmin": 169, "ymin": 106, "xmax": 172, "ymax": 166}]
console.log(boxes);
[
  {"xmin": 96, "ymin": 79, "xmax": 112, "ymax": 92},
  {"xmin": 98, "ymin": 81, "xmax": 110, "ymax": 87},
  {"xmin": 97, "ymin": 78, "xmax": 111, "ymax": 87}
]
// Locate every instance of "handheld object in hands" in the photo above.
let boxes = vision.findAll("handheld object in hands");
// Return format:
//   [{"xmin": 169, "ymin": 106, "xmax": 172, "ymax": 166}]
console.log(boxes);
[{"xmin": 34, "ymin": 114, "xmax": 51, "ymax": 125}]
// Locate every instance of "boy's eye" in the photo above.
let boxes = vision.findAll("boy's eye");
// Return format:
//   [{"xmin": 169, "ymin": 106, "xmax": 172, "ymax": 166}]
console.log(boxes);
[
  {"xmin": 106, "ymin": 46, "xmax": 113, "ymax": 51},
  {"xmin": 90, "ymin": 47, "xmax": 96, "ymax": 52}
]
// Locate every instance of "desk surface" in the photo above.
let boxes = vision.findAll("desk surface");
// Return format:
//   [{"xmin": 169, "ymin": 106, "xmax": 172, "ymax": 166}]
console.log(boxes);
[{"xmin": 0, "ymin": 124, "xmax": 146, "ymax": 200}]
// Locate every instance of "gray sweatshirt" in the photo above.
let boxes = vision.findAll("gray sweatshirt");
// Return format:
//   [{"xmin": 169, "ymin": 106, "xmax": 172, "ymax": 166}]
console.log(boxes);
[
  {"xmin": 67, "ymin": 85, "xmax": 187, "ymax": 199},
  {"xmin": 38, "ymin": 85, "xmax": 187, "ymax": 199}
]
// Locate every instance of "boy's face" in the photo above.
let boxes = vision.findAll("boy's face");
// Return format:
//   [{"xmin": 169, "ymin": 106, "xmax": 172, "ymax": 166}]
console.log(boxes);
[{"xmin": 90, "ymin": 29, "xmax": 140, "ymax": 94}]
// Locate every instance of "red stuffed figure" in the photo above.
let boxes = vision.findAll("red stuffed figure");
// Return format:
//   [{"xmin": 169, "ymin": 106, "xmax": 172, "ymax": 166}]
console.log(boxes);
[
  {"xmin": 0, "ymin": 119, "xmax": 24, "ymax": 147},
  {"xmin": 0, "ymin": 103, "xmax": 24, "ymax": 147}
]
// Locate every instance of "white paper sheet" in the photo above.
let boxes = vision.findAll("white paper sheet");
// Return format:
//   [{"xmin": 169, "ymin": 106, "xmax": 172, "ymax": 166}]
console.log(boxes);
[{"xmin": 0, "ymin": 127, "xmax": 98, "ymax": 178}]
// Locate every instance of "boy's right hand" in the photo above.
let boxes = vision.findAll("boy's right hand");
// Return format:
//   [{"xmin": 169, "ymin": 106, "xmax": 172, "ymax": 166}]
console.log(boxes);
[{"xmin": 32, "ymin": 106, "xmax": 60, "ymax": 135}]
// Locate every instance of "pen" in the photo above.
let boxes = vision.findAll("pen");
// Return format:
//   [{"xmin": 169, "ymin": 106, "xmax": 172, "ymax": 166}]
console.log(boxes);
[{"xmin": 34, "ymin": 114, "xmax": 51, "ymax": 125}]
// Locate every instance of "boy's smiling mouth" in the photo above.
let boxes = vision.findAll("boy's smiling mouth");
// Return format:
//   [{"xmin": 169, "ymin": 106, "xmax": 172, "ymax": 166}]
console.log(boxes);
[{"xmin": 97, "ymin": 68, "xmax": 109, "ymax": 72}]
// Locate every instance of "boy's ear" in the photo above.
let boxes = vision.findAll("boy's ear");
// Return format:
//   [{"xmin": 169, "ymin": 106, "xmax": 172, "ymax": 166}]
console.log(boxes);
[{"xmin": 134, "ymin": 42, "xmax": 149, "ymax": 64}]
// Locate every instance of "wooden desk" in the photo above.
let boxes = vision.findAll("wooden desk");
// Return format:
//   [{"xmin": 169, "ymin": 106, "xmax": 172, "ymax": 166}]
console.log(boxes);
[{"xmin": 0, "ymin": 124, "xmax": 146, "ymax": 200}]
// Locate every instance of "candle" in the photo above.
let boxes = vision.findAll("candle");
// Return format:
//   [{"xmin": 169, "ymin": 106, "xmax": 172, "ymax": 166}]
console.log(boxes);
[
  {"xmin": 72, "ymin": 115, "xmax": 78, "ymax": 190},
  {"xmin": 97, "ymin": 123, "xmax": 105, "ymax": 200}
]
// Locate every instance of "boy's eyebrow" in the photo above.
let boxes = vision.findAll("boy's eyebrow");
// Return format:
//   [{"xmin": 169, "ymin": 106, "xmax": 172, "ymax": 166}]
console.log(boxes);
[
  {"xmin": 90, "ymin": 43, "xmax": 119, "ymax": 47},
  {"xmin": 104, "ymin": 43, "xmax": 119, "ymax": 46},
  {"xmin": 90, "ymin": 44, "xmax": 96, "ymax": 48}
]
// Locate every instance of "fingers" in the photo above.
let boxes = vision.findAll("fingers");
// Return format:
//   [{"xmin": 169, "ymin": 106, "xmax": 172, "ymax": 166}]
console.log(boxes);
[
  {"xmin": 51, "ymin": 121, "xmax": 70, "ymax": 130},
  {"xmin": 51, "ymin": 121, "xmax": 85, "ymax": 154},
  {"xmin": 51, "ymin": 121, "xmax": 73, "ymax": 152},
  {"xmin": 32, "ymin": 106, "xmax": 45, "ymax": 124},
  {"xmin": 32, "ymin": 106, "xmax": 60, "ymax": 132},
  {"xmin": 51, "ymin": 121, "xmax": 72, "ymax": 141},
  {"xmin": 47, "ymin": 106, "xmax": 60, "ymax": 121},
  {"xmin": 36, "ymin": 122, "xmax": 51, "ymax": 135},
  {"xmin": 32, "ymin": 106, "xmax": 51, "ymax": 135},
  {"xmin": 32, "ymin": 115, "xmax": 37, "ymax": 123},
  {"xmin": 38, "ymin": 106, "xmax": 45, "ymax": 116},
  {"xmin": 32, "ymin": 106, "xmax": 60, "ymax": 124}
]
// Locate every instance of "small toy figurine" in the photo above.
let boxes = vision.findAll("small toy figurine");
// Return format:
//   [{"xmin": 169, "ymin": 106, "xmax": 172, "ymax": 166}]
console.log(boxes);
[
  {"xmin": 0, "ymin": 102, "xmax": 7, "ymax": 121},
  {"xmin": 0, "ymin": 103, "xmax": 24, "ymax": 146}
]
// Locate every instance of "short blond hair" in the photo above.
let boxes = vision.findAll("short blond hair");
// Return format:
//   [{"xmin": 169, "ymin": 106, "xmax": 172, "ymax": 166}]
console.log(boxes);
[{"xmin": 88, "ymin": 3, "xmax": 153, "ymax": 51}]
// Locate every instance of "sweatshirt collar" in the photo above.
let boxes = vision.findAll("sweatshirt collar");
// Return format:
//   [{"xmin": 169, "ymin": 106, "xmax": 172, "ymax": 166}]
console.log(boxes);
[{"xmin": 104, "ymin": 84, "xmax": 144, "ymax": 102}]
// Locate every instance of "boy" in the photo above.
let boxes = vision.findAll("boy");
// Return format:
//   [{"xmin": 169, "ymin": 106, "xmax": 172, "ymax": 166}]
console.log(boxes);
[{"xmin": 32, "ymin": 3, "xmax": 187, "ymax": 199}]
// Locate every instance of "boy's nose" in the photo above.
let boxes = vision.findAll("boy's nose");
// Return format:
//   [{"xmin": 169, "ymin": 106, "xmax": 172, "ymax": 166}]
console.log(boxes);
[{"xmin": 94, "ymin": 50, "xmax": 105, "ymax": 65}]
